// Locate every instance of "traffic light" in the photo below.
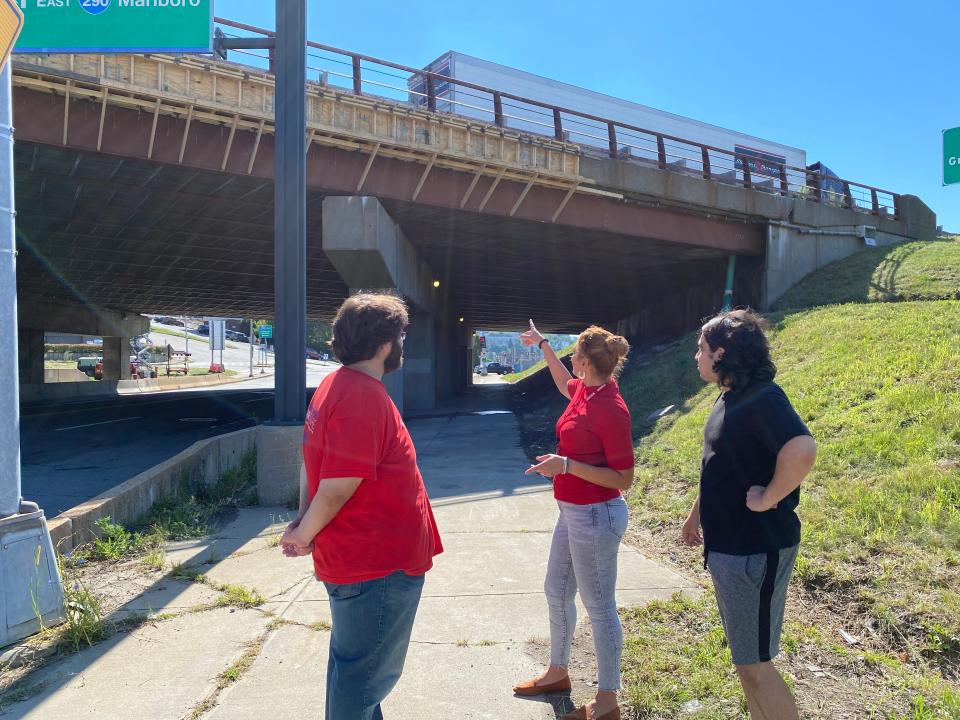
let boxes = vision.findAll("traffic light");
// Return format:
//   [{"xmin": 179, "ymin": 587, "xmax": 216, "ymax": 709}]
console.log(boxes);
[{"xmin": 478, "ymin": 335, "xmax": 486, "ymax": 348}]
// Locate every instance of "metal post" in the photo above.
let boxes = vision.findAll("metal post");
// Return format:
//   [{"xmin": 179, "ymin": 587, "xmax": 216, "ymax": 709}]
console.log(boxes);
[
  {"xmin": 722, "ymin": 255, "xmax": 737, "ymax": 312},
  {"xmin": 249, "ymin": 318, "xmax": 254, "ymax": 377},
  {"xmin": 0, "ymin": 62, "xmax": 65, "ymax": 646},
  {"xmin": 0, "ymin": 64, "xmax": 20, "ymax": 518},
  {"xmin": 273, "ymin": 0, "xmax": 307, "ymax": 423}
]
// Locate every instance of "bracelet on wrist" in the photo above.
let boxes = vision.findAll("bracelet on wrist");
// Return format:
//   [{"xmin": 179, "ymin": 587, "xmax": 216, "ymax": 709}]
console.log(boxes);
[
  {"xmin": 562, "ymin": 456, "xmax": 569, "ymax": 474},
  {"xmin": 538, "ymin": 338, "xmax": 549, "ymax": 350}
]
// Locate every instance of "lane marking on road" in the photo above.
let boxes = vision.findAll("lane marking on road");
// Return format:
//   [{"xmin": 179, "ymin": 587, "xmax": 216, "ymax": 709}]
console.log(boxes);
[
  {"xmin": 55, "ymin": 416, "xmax": 143, "ymax": 432},
  {"xmin": 178, "ymin": 417, "xmax": 219, "ymax": 423}
]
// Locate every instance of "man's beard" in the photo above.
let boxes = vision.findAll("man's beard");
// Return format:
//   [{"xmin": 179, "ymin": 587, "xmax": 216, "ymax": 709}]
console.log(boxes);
[{"xmin": 384, "ymin": 338, "xmax": 404, "ymax": 374}]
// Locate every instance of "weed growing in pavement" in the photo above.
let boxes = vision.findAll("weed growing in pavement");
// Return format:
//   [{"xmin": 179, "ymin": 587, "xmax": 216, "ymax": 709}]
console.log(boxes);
[
  {"xmin": 213, "ymin": 583, "xmax": 265, "ymax": 609},
  {"xmin": 169, "ymin": 562, "xmax": 206, "ymax": 583},
  {"xmin": 56, "ymin": 569, "xmax": 107, "ymax": 652},
  {"xmin": 142, "ymin": 548, "xmax": 166, "ymax": 571}
]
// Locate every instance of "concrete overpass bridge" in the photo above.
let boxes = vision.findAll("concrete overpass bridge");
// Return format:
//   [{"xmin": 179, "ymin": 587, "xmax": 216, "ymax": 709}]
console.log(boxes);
[{"xmin": 10, "ymin": 19, "xmax": 935, "ymax": 410}]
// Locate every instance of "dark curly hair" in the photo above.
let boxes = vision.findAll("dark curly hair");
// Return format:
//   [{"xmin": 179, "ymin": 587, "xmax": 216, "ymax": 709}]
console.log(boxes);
[
  {"xmin": 700, "ymin": 308, "xmax": 776, "ymax": 390},
  {"xmin": 331, "ymin": 293, "xmax": 409, "ymax": 365}
]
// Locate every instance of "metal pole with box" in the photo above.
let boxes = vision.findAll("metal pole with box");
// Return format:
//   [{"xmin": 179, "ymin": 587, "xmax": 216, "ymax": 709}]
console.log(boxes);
[{"xmin": 0, "ymin": 1, "xmax": 65, "ymax": 647}]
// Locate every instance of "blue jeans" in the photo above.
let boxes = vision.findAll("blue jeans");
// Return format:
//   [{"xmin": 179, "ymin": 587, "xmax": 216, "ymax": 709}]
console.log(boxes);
[
  {"xmin": 544, "ymin": 497, "xmax": 628, "ymax": 691},
  {"xmin": 324, "ymin": 570, "xmax": 425, "ymax": 720}
]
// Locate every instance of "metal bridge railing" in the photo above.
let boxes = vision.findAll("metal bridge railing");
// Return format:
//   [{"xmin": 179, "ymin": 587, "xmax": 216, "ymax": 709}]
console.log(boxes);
[{"xmin": 213, "ymin": 17, "xmax": 900, "ymax": 219}]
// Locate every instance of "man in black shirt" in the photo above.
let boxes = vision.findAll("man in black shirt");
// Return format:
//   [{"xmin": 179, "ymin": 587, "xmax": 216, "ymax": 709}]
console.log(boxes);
[{"xmin": 682, "ymin": 309, "xmax": 816, "ymax": 720}]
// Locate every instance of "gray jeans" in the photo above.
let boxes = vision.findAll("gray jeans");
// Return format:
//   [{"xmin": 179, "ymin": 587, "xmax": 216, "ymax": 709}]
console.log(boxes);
[{"xmin": 544, "ymin": 497, "xmax": 628, "ymax": 691}]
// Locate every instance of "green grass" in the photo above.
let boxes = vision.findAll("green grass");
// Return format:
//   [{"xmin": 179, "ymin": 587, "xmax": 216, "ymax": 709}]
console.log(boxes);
[
  {"xmin": 773, "ymin": 238, "xmax": 960, "ymax": 311},
  {"xmin": 187, "ymin": 368, "xmax": 239, "ymax": 377},
  {"xmin": 503, "ymin": 342, "xmax": 575, "ymax": 382},
  {"xmin": 621, "ymin": 593, "xmax": 745, "ymax": 718}
]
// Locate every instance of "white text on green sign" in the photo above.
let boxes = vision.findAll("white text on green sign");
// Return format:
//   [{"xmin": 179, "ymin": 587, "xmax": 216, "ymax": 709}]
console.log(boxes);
[{"xmin": 15, "ymin": 0, "xmax": 212, "ymax": 54}]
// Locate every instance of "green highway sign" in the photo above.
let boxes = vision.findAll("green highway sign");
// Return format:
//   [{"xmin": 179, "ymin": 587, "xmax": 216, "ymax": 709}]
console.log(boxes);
[
  {"xmin": 946, "ymin": 127, "xmax": 960, "ymax": 187},
  {"xmin": 15, "ymin": 0, "xmax": 212, "ymax": 54},
  {"xmin": 258, "ymin": 324, "xmax": 273, "ymax": 339}
]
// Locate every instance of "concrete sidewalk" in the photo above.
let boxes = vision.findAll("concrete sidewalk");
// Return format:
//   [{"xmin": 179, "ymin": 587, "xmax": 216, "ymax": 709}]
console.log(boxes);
[{"xmin": 0, "ymin": 410, "xmax": 695, "ymax": 719}]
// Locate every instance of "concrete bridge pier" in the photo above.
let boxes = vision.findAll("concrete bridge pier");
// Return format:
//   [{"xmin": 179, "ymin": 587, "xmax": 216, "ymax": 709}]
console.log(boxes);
[
  {"xmin": 323, "ymin": 196, "xmax": 464, "ymax": 415},
  {"xmin": 101, "ymin": 336, "xmax": 132, "ymax": 381},
  {"xmin": 17, "ymin": 328, "xmax": 43, "ymax": 386},
  {"xmin": 16, "ymin": 296, "xmax": 148, "ymax": 393}
]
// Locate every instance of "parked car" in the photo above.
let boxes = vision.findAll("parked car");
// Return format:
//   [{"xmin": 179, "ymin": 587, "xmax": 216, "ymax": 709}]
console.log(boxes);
[
  {"xmin": 226, "ymin": 330, "xmax": 248, "ymax": 343},
  {"xmin": 486, "ymin": 362, "xmax": 514, "ymax": 375},
  {"xmin": 154, "ymin": 316, "xmax": 184, "ymax": 327},
  {"xmin": 474, "ymin": 364, "xmax": 488, "ymax": 376},
  {"xmin": 196, "ymin": 323, "xmax": 209, "ymax": 336},
  {"xmin": 76, "ymin": 356, "xmax": 101, "ymax": 378},
  {"xmin": 305, "ymin": 347, "xmax": 323, "ymax": 360}
]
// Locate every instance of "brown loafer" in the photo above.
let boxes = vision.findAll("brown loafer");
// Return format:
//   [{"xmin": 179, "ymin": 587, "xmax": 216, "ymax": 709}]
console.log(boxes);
[
  {"xmin": 562, "ymin": 705, "xmax": 621, "ymax": 720},
  {"xmin": 512, "ymin": 675, "xmax": 572, "ymax": 696}
]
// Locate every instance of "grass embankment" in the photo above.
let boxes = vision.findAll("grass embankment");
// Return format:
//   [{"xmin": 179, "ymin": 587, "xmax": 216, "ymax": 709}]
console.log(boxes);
[
  {"xmin": 503, "ymin": 342, "xmax": 575, "ymax": 383},
  {"xmin": 512, "ymin": 237, "xmax": 960, "ymax": 718}
]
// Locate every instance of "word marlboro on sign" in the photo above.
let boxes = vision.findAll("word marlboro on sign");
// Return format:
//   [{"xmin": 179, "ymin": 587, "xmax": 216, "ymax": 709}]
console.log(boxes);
[{"xmin": 15, "ymin": 0, "xmax": 212, "ymax": 54}]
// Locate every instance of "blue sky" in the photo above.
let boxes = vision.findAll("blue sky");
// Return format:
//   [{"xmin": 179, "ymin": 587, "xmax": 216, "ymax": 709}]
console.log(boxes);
[{"xmin": 220, "ymin": 0, "xmax": 958, "ymax": 231}]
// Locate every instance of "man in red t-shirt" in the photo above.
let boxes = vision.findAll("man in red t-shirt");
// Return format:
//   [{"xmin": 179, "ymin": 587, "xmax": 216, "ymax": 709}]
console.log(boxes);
[{"xmin": 281, "ymin": 293, "xmax": 443, "ymax": 720}]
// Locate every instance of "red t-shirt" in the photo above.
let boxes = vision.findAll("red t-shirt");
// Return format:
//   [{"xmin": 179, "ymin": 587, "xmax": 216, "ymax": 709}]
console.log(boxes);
[
  {"xmin": 553, "ymin": 378, "xmax": 635, "ymax": 504},
  {"xmin": 302, "ymin": 366, "xmax": 443, "ymax": 583}
]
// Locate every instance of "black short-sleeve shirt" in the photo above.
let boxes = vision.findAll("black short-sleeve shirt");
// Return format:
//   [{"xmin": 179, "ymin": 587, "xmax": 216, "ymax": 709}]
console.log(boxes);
[{"xmin": 700, "ymin": 381, "xmax": 811, "ymax": 556}]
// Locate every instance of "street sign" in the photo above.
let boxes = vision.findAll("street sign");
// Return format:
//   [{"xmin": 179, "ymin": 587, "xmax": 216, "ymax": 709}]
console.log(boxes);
[
  {"xmin": 945, "ymin": 127, "xmax": 960, "ymax": 187},
  {"xmin": 15, "ymin": 0, "xmax": 212, "ymax": 54},
  {"xmin": 0, "ymin": 1, "xmax": 22, "ymax": 70},
  {"xmin": 209, "ymin": 319, "xmax": 225, "ymax": 351},
  {"xmin": 258, "ymin": 324, "xmax": 273, "ymax": 339}
]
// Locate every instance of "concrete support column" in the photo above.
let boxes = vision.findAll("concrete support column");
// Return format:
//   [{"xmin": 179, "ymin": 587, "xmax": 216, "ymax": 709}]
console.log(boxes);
[
  {"xmin": 17, "ymin": 328, "xmax": 43, "ymax": 386},
  {"xmin": 402, "ymin": 306, "xmax": 435, "ymax": 411},
  {"xmin": 324, "ymin": 196, "xmax": 447, "ymax": 415},
  {"xmin": 256, "ymin": 424, "xmax": 303, "ymax": 506},
  {"xmin": 102, "ymin": 337, "xmax": 130, "ymax": 381}
]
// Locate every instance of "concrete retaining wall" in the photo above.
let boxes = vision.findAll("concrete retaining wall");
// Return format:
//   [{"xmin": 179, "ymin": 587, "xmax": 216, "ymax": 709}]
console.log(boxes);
[
  {"xmin": 256, "ymin": 424, "xmax": 303, "ymax": 507},
  {"xmin": 763, "ymin": 225, "xmax": 902, "ymax": 308},
  {"xmin": 43, "ymin": 369, "xmax": 94, "ymax": 383},
  {"xmin": 47, "ymin": 427, "xmax": 257, "ymax": 552},
  {"xmin": 20, "ymin": 372, "xmax": 264, "ymax": 403}
]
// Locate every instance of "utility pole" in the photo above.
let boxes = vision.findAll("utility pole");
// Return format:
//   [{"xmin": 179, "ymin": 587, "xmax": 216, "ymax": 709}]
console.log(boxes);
[
  {"xmin": 215, "ymin": 2, "xmax": 306, "ymax": 420},
  {"xmin": 271, "ymin": 0, "xmax": 307, "ymax": 422},
  {"xmin": 0, "ymin": 61, "xmax": 64, "ymax": 646}
]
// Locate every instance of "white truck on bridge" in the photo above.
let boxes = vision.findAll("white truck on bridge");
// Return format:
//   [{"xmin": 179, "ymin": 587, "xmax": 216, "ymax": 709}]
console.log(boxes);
[{"xmin": 409, "ymin": 51, "xmax": 806, "ymax": 180}]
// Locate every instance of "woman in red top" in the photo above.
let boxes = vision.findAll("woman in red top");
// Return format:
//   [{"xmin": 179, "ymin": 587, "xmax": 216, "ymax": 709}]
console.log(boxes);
[{"xmin": 513, "ymin": 321, "xmax": 634, "ymax": 720}]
